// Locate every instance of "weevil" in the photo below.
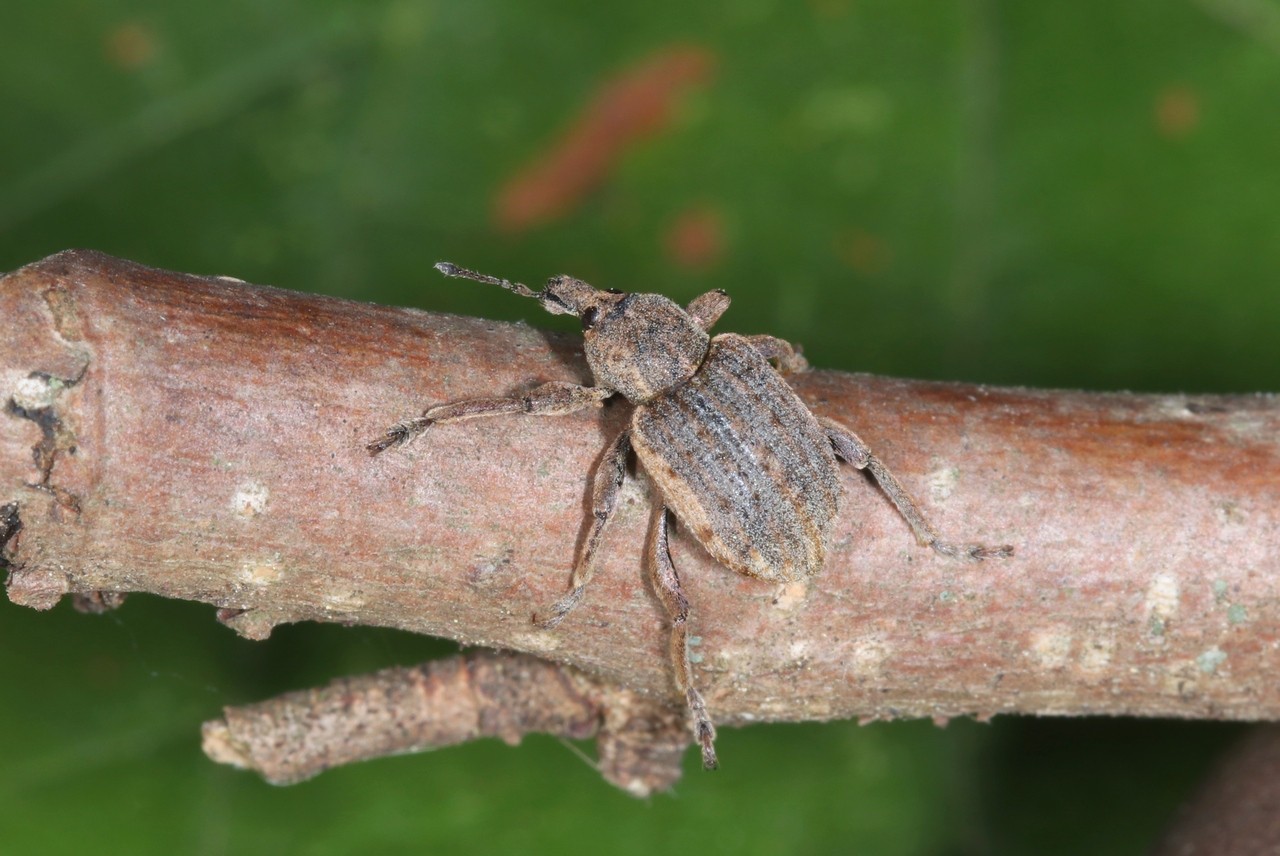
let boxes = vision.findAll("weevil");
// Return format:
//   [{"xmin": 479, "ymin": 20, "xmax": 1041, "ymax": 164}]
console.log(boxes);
[{"xmin": 369, "ymin": 262, "xmax": 1013, "ymax": 769}]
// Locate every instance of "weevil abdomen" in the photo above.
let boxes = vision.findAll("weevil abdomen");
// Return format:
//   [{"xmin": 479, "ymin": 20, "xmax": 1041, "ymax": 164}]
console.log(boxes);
[{"xmin": 630, "ymin": 334, "xmax": 842, "ymax": 583}]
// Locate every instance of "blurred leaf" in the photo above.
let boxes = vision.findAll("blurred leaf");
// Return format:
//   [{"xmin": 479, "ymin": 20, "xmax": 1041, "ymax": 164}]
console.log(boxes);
[{"xmin": 1, "ymin": 0, "xmax": 1275, "ymax": 853}]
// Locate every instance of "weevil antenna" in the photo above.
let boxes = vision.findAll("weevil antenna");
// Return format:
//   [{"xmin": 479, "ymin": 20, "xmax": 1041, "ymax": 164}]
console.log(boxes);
[{"xmin": 435, "ymin": 262, "xmax": 540, "ymax": 300}]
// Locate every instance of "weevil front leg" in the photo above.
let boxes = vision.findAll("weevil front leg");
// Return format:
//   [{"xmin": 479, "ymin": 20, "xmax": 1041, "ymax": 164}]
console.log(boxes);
[
  {"xmin": 648, "ymin": 506, "xmax": 719, "ymax": 770},
  {"xmin": 746, "ymin": 334, "xmax": 810, "ymax": 375},
  {"xmin": 820, "ymin": 417, "xmax": 1013, "ymax": 561},
  {"xmin": 367, "ymin": 381, "xmax": 613, "ymax": 455},
  {"xmin": 535, "ymin": 429, "xmax": 631, "ymax": 629}
]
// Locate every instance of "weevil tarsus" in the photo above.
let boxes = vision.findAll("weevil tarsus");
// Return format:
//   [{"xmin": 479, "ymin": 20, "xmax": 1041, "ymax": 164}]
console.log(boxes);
[
  {"xmin": 366, "ymin": 415, "xmax": 433, "ymax": 455},
  {"xmin": 534, "ymin": 585, "xmax": 583, "ymax": 630},
  {"xmin": 820, "ymin": 417, "xmax": 1014, "ymax": 561},
  {"xmin": 649, "ymin": 507, "xmax": 718, "ymax": 770}
]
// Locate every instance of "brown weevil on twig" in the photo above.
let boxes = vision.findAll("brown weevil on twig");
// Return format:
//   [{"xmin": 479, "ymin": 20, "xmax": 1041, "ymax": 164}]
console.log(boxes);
[{"xmin": 369, "ymin": 262, "xmax": 1013, "ymax": 770}]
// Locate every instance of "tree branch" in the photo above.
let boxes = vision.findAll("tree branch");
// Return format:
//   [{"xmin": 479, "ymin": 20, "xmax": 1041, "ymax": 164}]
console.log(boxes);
[
  {"xmin": 3, "ymin": 250, "xmax": 1279, "ymax": 790},
  {"xmin": 1151, "ymin": 725, "xmax": 1280, "ymax": 854},
  {"xmin": 201, "ymin": 649, "xmax": 688, "ymax": 795}
]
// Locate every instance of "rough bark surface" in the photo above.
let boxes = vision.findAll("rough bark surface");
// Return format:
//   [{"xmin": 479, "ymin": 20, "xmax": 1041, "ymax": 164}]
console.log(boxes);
[{"xmin": 3, "ymin": 250, "xmax": 1280, "ymax": 787}]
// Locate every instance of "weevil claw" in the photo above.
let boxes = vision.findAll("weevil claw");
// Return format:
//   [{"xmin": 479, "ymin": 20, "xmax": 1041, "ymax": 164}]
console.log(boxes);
[
  {"xmin": 533, "ymin": 585, "xmax": 584, "ymax": 629},
  {"xmin": 366, "ymin": 417, "xmax": 433, "ymax": 456},
  {"xmin": 929, "ymin": 539, "xmax": 1015, "ymax": 562},
  {"xmin": 687, "ymin": 688, "xmax": 718, "ymax": 770},
  {"xmin": 365, "ymin": 435, "xmax": 399, "ymax": 456},
  {"xmin": 699, "ymin": 730, "xmax": 719, "ymax": 770}
]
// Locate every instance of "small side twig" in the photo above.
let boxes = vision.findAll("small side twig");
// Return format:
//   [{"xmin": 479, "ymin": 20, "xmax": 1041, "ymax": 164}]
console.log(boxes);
[{"xmin": 202, "ymin": 650, "xmax": 688, "ymax": 796}]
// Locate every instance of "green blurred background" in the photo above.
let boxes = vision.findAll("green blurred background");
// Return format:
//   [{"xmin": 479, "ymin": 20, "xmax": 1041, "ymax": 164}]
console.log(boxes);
[{"xmin": 3, "ymin": 0, "xmax": 1277, "ymax": 853}]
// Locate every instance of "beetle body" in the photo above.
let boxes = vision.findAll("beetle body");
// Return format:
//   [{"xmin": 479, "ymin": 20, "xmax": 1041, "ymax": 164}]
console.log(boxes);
[
  {"xmin": 370, "ymin": 262, "xmax": 1012, "ymax": 772},
  {"xmin": 631, "ymin": 333, "xmax": 840, "ymax": 583}
]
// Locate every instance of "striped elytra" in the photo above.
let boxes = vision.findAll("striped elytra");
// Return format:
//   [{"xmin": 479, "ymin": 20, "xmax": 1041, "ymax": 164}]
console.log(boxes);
[{"xmin": 630, "ymin": 333, "xmax": 841, "ymax": 583}]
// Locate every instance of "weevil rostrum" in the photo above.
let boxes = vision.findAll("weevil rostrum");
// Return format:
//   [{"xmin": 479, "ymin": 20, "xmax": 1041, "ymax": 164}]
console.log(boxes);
[{"xmin": 369, "ymin": 262, "xmax": 1013, "ymax": 769}]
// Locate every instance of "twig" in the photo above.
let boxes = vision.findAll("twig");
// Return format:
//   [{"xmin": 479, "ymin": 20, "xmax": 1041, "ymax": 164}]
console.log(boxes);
[
  {"xmin": 201, "ymin": 649, "xmax": 688, "ymax": 796},
  {"xmin": 3, "ymin": 250, "xmax": 1279, "ymax": 791}
]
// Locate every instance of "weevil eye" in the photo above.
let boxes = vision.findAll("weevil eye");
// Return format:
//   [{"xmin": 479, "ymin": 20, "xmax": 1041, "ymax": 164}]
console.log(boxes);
[
  {"xmin": 540, "ymin": 292, "xmax": 570, "ymax": 314},
  {"xmin": 581, "ymin": 305, "xmax": 600, "ymax": 331},
  {"xmin": 605, "ymin": 288, "xmax": 623, "ymax": 295}
]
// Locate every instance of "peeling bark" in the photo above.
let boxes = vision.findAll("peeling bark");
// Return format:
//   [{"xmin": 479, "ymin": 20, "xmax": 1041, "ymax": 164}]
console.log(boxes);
[{"xmin": 3, "ymin": 250, "xmax": 1280, "ymax": 791}]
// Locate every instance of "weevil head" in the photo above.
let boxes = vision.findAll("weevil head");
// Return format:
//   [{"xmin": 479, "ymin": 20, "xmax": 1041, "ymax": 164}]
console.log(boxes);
[
  {"xmin": 536, "ymin": 275, "xmax": 600, "ymax": 317},
  {"xmin": 433, "ymin": 263, "xmax": 710, "ymax": 404},
  {"xmin": 544, "ymin": 276, "xmax": 709, "ymax": 404}
]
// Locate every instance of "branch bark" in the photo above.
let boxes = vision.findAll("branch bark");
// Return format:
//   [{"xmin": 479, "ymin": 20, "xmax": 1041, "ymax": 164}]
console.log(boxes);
[
  {"xmin": 200, "ymin": 649, "xmax": 688, "ymax": 795},
  {"xmin": 1151, "ymin": 725, "xmax": 1280, "ymax": 854},
  {"xmin": 3, "ymin": 250, "xmax": 1279, "ymax": 790}
]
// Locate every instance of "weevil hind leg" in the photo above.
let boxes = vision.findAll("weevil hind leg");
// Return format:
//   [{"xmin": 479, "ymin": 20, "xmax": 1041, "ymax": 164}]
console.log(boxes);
[
  {"xmin": 367, "ymin": 381, "xmax": 613, "ymax": 455},
  {"xmin": 820, "ymin": 417, "xmax": 1013, "ymax": 561},
  {"xmin": 648, "ymin": 506, "xmax": 719, "ymax": 770},
  {"xmin": 534, "ymin": 429, "xmax": 631, "ymax": 629}
]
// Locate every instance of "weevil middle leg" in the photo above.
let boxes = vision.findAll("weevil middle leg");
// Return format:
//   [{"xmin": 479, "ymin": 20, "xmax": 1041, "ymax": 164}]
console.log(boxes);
[
  {"xmin": 820, "ymin": 417, "xmax": 1013, "ymax": 561},
  {"xmin": 745, "ymin": 334, "xmax": 810, "ymax": 375},
  {"xmin": 366, "ymin": 381, "xmax": 613, "ymax": 455},
  {"xmin": 648, "ymin": 506, "xmax": 719, "ymax": 770},
  {"xmin": 535, "ymin": 429, "xmax": 631, "ymax": 629}
]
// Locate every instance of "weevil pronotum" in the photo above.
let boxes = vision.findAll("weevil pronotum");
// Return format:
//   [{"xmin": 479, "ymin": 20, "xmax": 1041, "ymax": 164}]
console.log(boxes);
[{"xmin": 369, "ymin": 262, "xmax": 1013, "ymax": 769}]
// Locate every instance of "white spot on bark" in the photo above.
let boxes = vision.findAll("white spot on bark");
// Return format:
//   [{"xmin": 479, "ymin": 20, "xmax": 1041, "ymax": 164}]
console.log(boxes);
[
  {"xmin": 231, "ymin": 481, "xmax": 269, "ymax": 517},
  {"xmin": 238, "ymin": 557, "xmax": 283, "ymax": 585},
  {"xmin": 1144, "ymin": 573, "xmax": 1180, "ymax": 631},
  {"xmin": 10, "ymin": 373, "xmax": 63, "ymax": 410},
  {"xmin": 616, "ymin": 478, "xmax": 648, "ymax": 516},
  {"xmin": 511, "ymin": 631, "xmax": 560, "ymax": 654},
  {"xmin": 1197, "ymin": 647, "xmax": 1227, "ymax": 675},
  {"xmin": 849, "ymin": 636, "xmax": 890, "ymax": 677},
  {"xmin": 803, "ymin": 699, "xmax": 833, "ymax": 718},
  {"xmin": 322, "ymin": 587, "xmax": 365, "ymax": 611},
  {"xmin": 773, "ymin": 580, "xmax": 808, "ymax": 611},
  {"xmin": 1215, "ymin": 501, "xmax": 1247, "ymax": 527},
  {"xmin": 928, "ymin": 466, "xmax": 958, "ymax": 502},
  {"xmin": 1078, "ymin": 635, "xmax": 1114, "ymax": 674},
  {"xmin": 1029, "ymin": 627, "xmax": 1072, "ymax": 668},
  {"xmin": 1158, "ymin": 396, "xmax": 1198, "ymax": 419}
]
